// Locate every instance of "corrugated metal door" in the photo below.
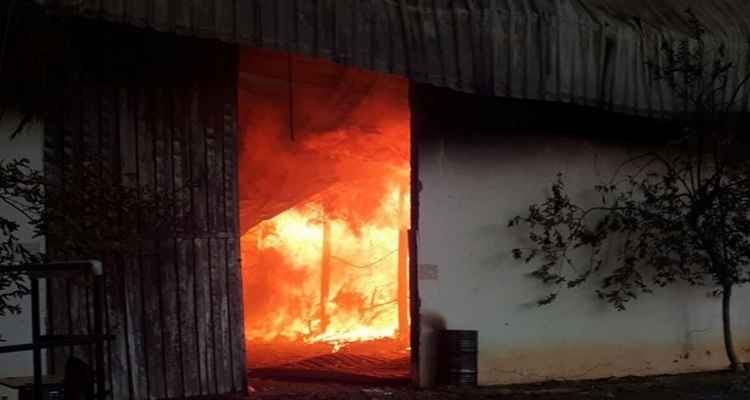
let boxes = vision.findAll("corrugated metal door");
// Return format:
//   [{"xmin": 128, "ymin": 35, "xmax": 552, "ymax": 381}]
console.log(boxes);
[{"xmin": 44, "ymin": 22, "xmax": 246, "ymax": 399}]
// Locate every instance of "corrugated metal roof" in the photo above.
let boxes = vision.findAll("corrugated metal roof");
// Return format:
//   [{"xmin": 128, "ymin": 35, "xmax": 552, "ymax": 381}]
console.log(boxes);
[{"xmin": 39, "ymin": 0, "xmax": 750, "ymax": 116}]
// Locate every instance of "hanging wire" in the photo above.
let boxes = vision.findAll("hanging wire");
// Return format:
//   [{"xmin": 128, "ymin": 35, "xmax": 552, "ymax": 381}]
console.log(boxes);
[
  {"xmin": 287, "ymin": 51, "xmax": 295, "ymax": 142},
  {"xmin": 300, "ymin": 237, "xmax": 398, "ymax": 270},
  {"xmin": 332, "ymin": 249, "xmax": 399, "ymax": 269}
]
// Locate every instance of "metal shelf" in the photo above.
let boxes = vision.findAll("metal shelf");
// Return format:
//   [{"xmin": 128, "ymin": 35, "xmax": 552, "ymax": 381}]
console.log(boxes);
[
  {"xmin": 0, "ymin": 260, "xmax": 108, "ymax": 400},
  {"xmin": 0, "ymin": 335, "xmax": 115, "ymax": 354}
]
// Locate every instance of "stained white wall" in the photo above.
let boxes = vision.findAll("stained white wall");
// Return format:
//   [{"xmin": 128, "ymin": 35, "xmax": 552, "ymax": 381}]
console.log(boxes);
[
  {"xmin": 0, "ymin": 112, "xmax": 45, "ymax": 378},
  {"xmin": 416, "ymin": 129, "xmax": 750, "ymax": 386}
]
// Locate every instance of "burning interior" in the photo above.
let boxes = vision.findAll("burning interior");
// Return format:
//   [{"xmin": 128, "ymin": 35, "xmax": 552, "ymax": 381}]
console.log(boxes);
[{"xmin": 238, "ymin": 49, "xmax": 412, "ymax": 382}]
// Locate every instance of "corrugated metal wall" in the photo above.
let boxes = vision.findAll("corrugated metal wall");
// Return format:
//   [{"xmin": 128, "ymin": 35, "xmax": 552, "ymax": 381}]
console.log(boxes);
[
  {"xmin": 42, "ymin": 0, "xmax": 750, "ymax": 116},
  {"xmin": 44, "ymin": 22, "xmax": 246, "ymax": 399}
]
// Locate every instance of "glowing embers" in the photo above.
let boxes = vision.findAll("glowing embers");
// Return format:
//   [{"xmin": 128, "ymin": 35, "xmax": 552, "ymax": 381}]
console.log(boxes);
[{"xmin": 242, "ymin": 177, "xmax": 410, "ymax": 351}]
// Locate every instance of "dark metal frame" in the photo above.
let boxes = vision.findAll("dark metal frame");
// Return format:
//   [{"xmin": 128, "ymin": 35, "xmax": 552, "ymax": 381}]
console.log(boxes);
[
  {"xmin": 409, "ymin": 82, "xmax": 422, "ymax": 387},
  {"xmin": 0, "ymin": 261, "xmax": 110, "ymax": 400}
]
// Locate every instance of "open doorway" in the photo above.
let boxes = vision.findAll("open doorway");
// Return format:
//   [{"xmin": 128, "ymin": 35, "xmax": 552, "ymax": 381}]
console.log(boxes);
[{"xmin": 238, "ymin": 48, "xmax": 412, "ymax": 383}]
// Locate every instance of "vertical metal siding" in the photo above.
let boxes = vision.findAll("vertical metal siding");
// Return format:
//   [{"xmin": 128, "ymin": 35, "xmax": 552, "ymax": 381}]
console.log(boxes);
[
  {"xmin": 42, "ymin": 0, "xmax": 750, "ymax": 116},
  {"xmin": 44, "ymin": 24, "xmax": 246, "ymax": 400}
]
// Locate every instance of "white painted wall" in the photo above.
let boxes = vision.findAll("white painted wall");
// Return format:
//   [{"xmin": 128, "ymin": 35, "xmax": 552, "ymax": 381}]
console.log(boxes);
[
  {"xmin": 0, "ymin": 112, "xmax": 46, "ymax": 379},
  {"xmin": 417, "ymin": 131, "xmax": 750, "ymax": 386}
]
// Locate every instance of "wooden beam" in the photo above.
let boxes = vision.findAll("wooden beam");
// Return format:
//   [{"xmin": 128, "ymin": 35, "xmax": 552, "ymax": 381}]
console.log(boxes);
[{"xmin": 320, "ymin": 219, "xmax": 331, "ymax": 334}]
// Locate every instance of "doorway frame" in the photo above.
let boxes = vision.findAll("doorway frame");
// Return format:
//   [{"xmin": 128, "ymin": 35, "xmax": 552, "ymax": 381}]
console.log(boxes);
[{"xmin": 234, "ymin": 61, "xmax": 420, "ymax": 386}]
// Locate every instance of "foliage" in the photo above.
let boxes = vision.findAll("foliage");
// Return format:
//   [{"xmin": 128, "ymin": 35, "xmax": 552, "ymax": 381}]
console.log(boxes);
[
  {"xmin": 0, "ymin": 153, "xmax": 188, "ymax": 340},
  {"xmin": 0, "ymin": 0, "xmax": 51, "ymax": 340},
  {"xmin": 509, "ymin": 11, "xmax": 750, "ymax": 370},
  {"xmin": 42, "ymin": 157, "xmax": 189, "ymax": 260},
  {"xmin": 0, "ymin": 158, "xmax": 43, "ymax": 323},
  {"xmin": 509, "ymin": 161, "xmax": 750, "ymax": 309}
]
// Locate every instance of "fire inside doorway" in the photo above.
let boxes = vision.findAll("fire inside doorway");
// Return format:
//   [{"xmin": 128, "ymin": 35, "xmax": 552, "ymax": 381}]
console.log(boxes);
[{"xmin": 238, "ymin": 48, "xmax": 412, "ymax": 383}]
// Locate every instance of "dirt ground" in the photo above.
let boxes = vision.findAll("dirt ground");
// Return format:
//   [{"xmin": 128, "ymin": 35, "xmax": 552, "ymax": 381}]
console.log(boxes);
[{"xmin": 246, "ymin": 371, "xmax": 750, "ymax": 399}]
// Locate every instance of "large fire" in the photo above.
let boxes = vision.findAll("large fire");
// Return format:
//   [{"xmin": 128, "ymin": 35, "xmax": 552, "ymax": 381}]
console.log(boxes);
[
  {"xmin": 238, "ymin": 48, "xmax": 411, "ymax": 362},
  {"xmin": 242, "ymin": 177, "xmax": 409, "ymax": 349}
]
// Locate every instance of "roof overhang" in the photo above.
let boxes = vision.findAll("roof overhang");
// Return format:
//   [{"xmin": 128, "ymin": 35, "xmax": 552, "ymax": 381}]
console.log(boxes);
[{"xmin": 36, "ymin": 0, "xmax": 750, "ymax": 116}]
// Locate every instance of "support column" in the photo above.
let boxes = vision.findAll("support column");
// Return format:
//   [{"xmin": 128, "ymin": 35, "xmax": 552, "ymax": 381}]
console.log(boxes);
[
  {"xmin": 320, "ymin": 219, "xmax": 331, "ymax": 333},
  {"xmin": 397, "ymin": 228, "xmax": 409, "ymax": 341},
  {"xmin": 397, "ymin": 186, "xmax": 409, "ymax": 341}
]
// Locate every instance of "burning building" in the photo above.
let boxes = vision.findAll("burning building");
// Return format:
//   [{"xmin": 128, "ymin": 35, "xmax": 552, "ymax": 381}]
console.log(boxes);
[{"xmin": 3, "ymin": 1, "xmax": 750, "ymax": 399}]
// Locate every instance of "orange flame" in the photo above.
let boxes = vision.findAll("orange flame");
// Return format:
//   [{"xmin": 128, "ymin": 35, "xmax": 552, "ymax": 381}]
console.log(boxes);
[
  {"xmin": 238, "ymin": 48, "xmax": 411, "ymax": 355},
  {"xmin": 242, "ymin": 175, "xmax": 409, "ymax": 349}
]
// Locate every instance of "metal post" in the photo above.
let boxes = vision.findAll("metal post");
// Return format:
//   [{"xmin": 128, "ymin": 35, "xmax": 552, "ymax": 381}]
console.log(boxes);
[
  {"xmin": 31, "ymin": 277, "xmax": 42, "ymax": 400},
  {"xmin": 397, "ymin": 185, "xmax": 409, "ymax": 341},
  {"xmin": 397, "ymin": 228, "xmax": 409, "ymax": 341},
  {"xmin": 0, "ymin": 261, "xmax": 108, "ymax": 400},
  {"xmin": 93, "ymin": 275, "xmax": 105, "ymax": 399},
  {"xmin": 320, "ymin": 220, "xmax": 331, "ymax": 333}
]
